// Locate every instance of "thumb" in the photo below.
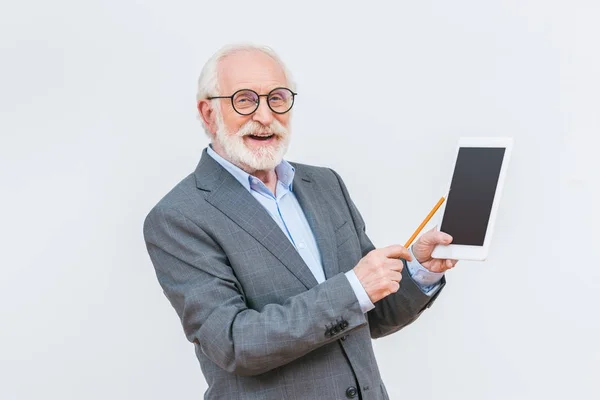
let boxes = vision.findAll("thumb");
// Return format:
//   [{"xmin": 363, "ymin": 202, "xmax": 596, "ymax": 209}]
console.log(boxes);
[
  {"xmin": 437, "ymin": 231, "xmax": 453, "ymax": 245},
  {"xmin": 381, "ymin": 244, "xmax": 413, "ymax": 261},
  {"xmin": 422, "ymin": 229, "xmax": 453, "ymax": 245}
]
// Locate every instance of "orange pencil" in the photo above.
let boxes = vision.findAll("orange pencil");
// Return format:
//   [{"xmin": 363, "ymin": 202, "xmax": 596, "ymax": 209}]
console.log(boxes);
[{"xmin": 404, "ymin": 196, "xmax": 446, "ymax": 248}]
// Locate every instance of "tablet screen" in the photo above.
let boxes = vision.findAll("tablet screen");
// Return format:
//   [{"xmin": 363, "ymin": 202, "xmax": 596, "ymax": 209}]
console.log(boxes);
[{"xmin": 440, "ymin": 147, "xmax": 505, "ymax": 246}]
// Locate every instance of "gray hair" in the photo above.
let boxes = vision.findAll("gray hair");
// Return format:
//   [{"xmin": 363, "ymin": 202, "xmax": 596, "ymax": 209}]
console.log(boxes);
[{"xmin": 196, "ymin": 43, "xmax": 296, "ymax": 135}]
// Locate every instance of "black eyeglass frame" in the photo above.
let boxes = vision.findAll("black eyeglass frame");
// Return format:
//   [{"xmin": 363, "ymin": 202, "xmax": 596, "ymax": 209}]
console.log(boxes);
[{"xmin": 207, "ymin": 87, "xmax": 297, "ymax": 116}]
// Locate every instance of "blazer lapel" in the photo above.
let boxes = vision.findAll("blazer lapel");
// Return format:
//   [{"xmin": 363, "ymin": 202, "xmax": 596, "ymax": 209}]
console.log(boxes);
[
  {"xmin": 291, "ymin": 168, "xmax": 340, "ymax": 280},
  {"xmin": 194, "ymin": 150, "xmax": 319, "ymax": 290}
]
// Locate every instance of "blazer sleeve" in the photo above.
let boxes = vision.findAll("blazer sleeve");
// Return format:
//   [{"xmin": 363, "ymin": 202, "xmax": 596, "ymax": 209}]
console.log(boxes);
[
  {"xmin": 329, "ymin": 169, "xmax": 446, "ymax": 339},
  {"xmin": 143, "ymin": 205, "xmax": 368, "ymax": 376}
]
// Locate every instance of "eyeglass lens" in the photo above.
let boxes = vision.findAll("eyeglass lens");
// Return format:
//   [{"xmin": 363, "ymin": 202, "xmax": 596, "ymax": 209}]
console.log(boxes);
[{"xmin": 232, "ymin": 88, "xmax": 294, "ymax": 115}]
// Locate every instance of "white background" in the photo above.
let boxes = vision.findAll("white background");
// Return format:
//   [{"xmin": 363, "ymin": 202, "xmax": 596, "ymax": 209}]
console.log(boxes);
[{"xmin": 1, "ymin": 1, "xmax": 599, "ymax": 399}]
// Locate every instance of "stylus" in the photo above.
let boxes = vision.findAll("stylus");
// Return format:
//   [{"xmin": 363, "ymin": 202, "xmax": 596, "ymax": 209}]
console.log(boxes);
[{"xmin": 404, "ymin": 196, "xmax": 446, "ymax": 248}]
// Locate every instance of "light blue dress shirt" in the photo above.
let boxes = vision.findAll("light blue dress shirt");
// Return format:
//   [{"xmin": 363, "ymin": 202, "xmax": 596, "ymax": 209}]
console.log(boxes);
[{"xmin": 207, "ymin": 146, "xmax": 443, "ymax": 313}]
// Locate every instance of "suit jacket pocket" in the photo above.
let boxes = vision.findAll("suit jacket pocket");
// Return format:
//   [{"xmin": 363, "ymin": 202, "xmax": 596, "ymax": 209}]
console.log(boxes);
[
  {"xmin": 335, "ymin": 221, "xmax": 354, "ymax": 247},
  {"xmin": 334, "ymin": 220, "xmax": 363, "ymax": 273}
]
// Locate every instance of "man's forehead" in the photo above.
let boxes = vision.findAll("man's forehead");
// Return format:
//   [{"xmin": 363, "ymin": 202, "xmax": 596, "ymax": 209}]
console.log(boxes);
[{"xmin": 218, "ymin": 50, "xmax": 287, "ymax": 92}]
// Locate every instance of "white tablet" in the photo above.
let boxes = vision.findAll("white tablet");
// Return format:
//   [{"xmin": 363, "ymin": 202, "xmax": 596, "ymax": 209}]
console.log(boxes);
[{"xmin": 431, "ymin": 137, "xmax": 513, "ymax": 261}]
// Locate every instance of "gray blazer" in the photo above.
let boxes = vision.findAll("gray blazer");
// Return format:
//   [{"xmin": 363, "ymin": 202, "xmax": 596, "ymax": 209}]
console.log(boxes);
[{"xmin": 143, "ymin": 149, "xmax": 445, "ymax": 400}]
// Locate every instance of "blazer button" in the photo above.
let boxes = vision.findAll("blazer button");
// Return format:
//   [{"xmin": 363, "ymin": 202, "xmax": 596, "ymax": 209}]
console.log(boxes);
[
  {"xmin": 341, "ymin": 335, "xmax": 349, "ymax": 341},
  {"xmin": 346, "ymin": 386, "xmax": 358, "ymax": 398}
]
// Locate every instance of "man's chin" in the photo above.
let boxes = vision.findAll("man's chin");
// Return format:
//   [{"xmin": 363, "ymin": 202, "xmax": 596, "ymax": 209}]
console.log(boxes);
[
  {"xmin": 243, "ymin": 146, "xmax": 287, "ymax": 171},
  {"xmin": 245, "ymin": 151, "xmax": 284, "ymax": 171}
]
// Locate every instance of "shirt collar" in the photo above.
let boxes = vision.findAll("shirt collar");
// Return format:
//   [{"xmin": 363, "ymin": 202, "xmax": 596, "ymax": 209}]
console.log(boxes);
[{"xmin": 206, "ymin": 145, "xmax": 296, "ymax": 192}]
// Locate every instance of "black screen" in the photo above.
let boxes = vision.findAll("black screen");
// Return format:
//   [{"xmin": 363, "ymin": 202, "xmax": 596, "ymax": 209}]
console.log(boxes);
[{"xmin": 440, "ymin": 147, "xmax": 505, "ymax": 246}]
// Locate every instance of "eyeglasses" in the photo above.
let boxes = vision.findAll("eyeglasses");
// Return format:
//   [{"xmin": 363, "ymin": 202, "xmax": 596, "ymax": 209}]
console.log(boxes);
[{"xmin": 207, "ymin": 87, "xmax": 297, "ymax": 116}]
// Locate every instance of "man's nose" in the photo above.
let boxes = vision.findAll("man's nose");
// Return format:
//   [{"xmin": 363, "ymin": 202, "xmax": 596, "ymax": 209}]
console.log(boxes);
[{"xmin": 252, "ymin": 97, "xmax": 274, "ymax": 127}]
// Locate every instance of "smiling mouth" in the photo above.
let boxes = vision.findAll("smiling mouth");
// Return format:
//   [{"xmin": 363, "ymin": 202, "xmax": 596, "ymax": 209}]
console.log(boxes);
[{"xmin": 247, "ymin": 134, "xmax": 275, "ymax": 141}]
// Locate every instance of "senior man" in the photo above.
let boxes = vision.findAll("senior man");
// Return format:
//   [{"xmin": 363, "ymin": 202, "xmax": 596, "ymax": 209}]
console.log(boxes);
[{"xmin": 143, "ymin": 43, "xmax": 457, "ymax": 400}]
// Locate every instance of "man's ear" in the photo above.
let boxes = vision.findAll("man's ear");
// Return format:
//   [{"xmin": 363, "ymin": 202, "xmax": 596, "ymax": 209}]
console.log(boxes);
[{"xmin": 197, "ymin": 100, "xmax": 217, "ymax": 135}]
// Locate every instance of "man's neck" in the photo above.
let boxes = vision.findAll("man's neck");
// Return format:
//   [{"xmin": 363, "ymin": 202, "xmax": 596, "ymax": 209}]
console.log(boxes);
[{"xmin": 253, "ymin": 169, "xmax": 278, "ymax": 196}]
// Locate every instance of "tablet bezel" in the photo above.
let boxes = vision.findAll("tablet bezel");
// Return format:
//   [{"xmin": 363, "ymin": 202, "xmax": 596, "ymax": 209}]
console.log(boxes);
[{"xmin": 431, "ymin": 137, "xmax": 513, "ymax": 261}]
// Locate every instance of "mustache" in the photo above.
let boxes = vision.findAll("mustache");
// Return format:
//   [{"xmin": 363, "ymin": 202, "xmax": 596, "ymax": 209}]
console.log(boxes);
[{"xmin": 236, "ymin": 120, "xmax": 289, "ymax": 137}]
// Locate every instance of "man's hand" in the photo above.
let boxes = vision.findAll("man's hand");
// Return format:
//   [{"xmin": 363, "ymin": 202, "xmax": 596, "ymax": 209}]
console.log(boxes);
[
  {"xmin": 353, "ymin": 245, "xmax": 412, "ymax": 303},
  {"xmin": 412, "ymin": 227, "xmax": 459, "ymax": 273}
]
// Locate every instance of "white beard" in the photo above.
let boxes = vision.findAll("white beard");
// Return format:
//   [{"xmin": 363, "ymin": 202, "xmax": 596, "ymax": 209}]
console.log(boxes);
[{"xmin": 212, "ymin": 105, "xmax": 291, "ymax": 172}]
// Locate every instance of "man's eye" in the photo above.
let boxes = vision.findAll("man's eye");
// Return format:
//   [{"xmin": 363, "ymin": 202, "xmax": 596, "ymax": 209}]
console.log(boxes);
[{"xmin": 236, "ymin": 97, "xmax": 254, "ymax": 104}]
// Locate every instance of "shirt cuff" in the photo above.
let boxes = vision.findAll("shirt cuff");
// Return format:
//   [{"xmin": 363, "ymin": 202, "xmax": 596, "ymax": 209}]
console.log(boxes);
[
  {"xmin": 406, "ymin": 246, "xmax": 445, "ymax": 296},
  {"xmin": 345, "ymin": 270, "xmax": 375, "ymax": 313}
]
